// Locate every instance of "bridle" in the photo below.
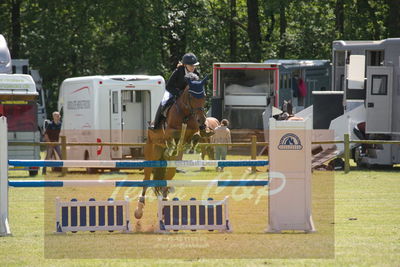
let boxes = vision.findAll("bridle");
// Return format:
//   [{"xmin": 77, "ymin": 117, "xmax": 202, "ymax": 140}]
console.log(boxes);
[{"xmin": 175, "ymin": 87, "xmax": 205, "ymax": 124}]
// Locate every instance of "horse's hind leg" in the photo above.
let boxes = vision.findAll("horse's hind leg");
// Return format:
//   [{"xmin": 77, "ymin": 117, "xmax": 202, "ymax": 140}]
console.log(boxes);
[
  {"xmin": 160, "ymin": 167, "xmax": 177, "ymax": 200},
  {"xmin": 161, "ymin": 187, "xmax": 169, "ymax": 200}
]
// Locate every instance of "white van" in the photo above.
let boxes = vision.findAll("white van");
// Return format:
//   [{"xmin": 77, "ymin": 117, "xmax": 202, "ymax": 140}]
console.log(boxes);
[
  {"xmin": 58, "ymin": 75, "xmax": 164, "ymax": 161},
  {"xmin": 0, "ymin": 74, "xmax": 40, "ymax": 176}
]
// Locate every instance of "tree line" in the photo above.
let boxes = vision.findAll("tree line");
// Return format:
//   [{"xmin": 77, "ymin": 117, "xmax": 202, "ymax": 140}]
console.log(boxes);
[{"xmin": 1, "ymin": 0, "xmax": 399, "ymax": 113}]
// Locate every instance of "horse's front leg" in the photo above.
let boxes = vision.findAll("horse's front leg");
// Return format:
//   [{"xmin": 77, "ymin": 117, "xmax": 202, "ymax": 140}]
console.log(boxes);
[
  {"xmin": 135, "ymin": 166, "xmax": 152, "ymax": 219},
  {"xmin": 164, "ymin": 128, "xmax": 180, "ymax": 157},
  {"xmin": 161, "ymin": 167, "xmax": 177, "ymax": 200},
  {"xmin": 135, "ymin": 142, "xmax": 154, "ymax": 219}
]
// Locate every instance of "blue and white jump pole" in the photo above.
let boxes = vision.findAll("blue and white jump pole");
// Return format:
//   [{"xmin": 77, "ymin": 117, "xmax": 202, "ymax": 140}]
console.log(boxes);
[
  {"xmin": 8, "ymin": 159, "xmax": 269, "ymax": 169},
  {"xmin": 8, "ymin": 179, "xmax": 269, "ymax": 188}
]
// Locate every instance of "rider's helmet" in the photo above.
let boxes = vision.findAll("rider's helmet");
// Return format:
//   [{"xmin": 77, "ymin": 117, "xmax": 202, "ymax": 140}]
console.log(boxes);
[{"xmin": 182, "ymin": 53, "xmax": 199, "ymax": 65}]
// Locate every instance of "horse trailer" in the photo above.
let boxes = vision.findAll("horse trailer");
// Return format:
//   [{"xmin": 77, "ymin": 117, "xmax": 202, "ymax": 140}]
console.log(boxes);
[
  {"xmin": 211, "ymin": 61, "xmax": 330, "ymax": 141},
  {"xmin": 331, "ymin": 38, "xmax": 400, "ymax": 166},
  {"xmin": 211, "ymin": 63, "xmax": 278, "ymax": 133},
  {"xmin": 58, "ymin": 75, "xmax": 164, "ymax": 162},
  {"xmin": 265, "ymin": 59, "xmax": 331, "ymax": 110}
]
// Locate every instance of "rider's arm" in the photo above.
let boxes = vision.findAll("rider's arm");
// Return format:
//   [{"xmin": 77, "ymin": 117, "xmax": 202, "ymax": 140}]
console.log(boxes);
[{"xmin": 166, "ymin": 68, "xmax": 181, "ymax": 96}]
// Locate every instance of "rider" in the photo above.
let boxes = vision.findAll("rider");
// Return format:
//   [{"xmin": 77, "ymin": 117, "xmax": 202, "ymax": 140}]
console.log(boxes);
[{"xmin": 150, "ymin": 52, "xmax": 200, "ymax": 130}]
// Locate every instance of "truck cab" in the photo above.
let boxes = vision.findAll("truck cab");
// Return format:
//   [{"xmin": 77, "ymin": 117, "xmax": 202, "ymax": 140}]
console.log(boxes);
[{"xmin": 0, "ymin": 74, "xmax": 40, "ymax": 176}]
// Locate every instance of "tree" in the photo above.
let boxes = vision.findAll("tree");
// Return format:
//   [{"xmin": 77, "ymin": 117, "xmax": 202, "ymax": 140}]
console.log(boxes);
[
  {"xmin": 335, "ymin": 0, "xmax": 344, "ymax": 39},
  {"xmin": 10, "ymin": 0, "xmax": 22, "ymax": 58},
  {"xmin": 278, "ymin": 0, "xmax": 287, "ymax": 58},
  {"xmin": 229, "ymin": 0, "xmax": 238, "ymax": 61},
  {"xmin": 386, "ymin": 0, "xmax": 400, "ymax": 37},
  {"xmin": 246, "ymin": 0, "xmax": 262, "ymax": 61},
  {"xmin": 0, "ymin": 0, "xmax": 394, "ymax": 113}
]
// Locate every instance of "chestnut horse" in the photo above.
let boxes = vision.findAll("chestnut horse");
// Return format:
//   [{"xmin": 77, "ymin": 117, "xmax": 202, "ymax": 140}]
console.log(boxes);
[{"xmin": 135, "ymin": 76, "xmax": 208, "ymax": 219}]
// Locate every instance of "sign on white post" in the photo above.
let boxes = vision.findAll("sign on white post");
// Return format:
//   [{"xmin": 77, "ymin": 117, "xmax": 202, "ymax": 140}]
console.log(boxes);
[{"xmin": 267, "ymin": 118, "xmax": 315, "ymax": 233}]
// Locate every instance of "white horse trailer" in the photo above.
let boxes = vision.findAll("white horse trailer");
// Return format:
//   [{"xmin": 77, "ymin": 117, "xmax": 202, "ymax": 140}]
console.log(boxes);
[
  {"xmin": 329, "ymin": 38, "xmax": 400, "ymax": 167},
  {"xmin": 58, "ymin": 75, "xmax": 164, "ymax": 162}
]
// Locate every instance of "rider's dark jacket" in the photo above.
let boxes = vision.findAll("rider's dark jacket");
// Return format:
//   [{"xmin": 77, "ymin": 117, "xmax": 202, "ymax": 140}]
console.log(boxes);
[{"xmin": 166, "ymin": 65, "xmax": 200, "ymax": 97}]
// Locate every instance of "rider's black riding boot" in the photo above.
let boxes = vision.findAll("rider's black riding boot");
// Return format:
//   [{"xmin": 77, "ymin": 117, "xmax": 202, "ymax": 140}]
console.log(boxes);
[
  {"xmin": 149, "ymin": 104, "xmax": 165, "ymax": 130},
  {"xmin": 149, "ymin": 96, "xmax": 177, "ymax": 130}
]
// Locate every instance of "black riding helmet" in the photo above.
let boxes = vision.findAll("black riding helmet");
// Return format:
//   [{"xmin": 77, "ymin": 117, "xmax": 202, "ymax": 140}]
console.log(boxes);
[{"xmin": 182, "ymin": 52, "xmax": 199, "ymax": 65}]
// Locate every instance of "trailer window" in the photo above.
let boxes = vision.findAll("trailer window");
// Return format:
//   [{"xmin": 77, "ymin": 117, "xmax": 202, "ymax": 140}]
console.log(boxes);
[
  {"xmin": 122, "ymin": 90, "xmax": 133, "ymax": 103},
  {"xmin": 335, "ymin": 51, "xmax": 345, "ymax": 66},
  {"xmin": 367, "ymin": 50, "xmax": 384, "ymax": 66},
  {"xmin": 37, "ymin": 89, "xmax": 43, "ymax": 106},
  {"xmin": 112, "ymin": 91, "xmax": 119, "ymax": 113},
  {"xmin": 135, "ymin": 91, "xmax": 142, "ymax": 102},
  {"xmin": 0, "ymin": 103, "xmax": 37, "ymax": 131},
  {"xmin": 219, "ymin": 69, "xmax": 273, "ymax": 96},
  {"xmin": 371, "ymin": 75, "xmax": 387, "ymax": 95}
]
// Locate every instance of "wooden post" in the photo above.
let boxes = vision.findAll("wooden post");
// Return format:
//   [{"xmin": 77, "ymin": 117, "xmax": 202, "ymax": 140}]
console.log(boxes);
[
  {"xmin": 61, "ymin": 136, "xmax": 67, "ymax": 176},
  {"xmin": 251, "ymin": 135, "xmax": 257, "ymax": 173},
  {"xmin": 344, "ymin": 134, "xmax": 350, "ymax": 174}
]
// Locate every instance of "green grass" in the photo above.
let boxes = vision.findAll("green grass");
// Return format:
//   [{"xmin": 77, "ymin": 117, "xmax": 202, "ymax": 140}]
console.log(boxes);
[{"xmin": 1, "ymin": 154, "xmax": 399, "ymax": 266}]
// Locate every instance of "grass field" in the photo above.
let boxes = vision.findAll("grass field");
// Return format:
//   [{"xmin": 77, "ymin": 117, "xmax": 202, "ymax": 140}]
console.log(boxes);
[{"xmin": 1, "ymin": 154, "xmax": 399, "ymax": 266}]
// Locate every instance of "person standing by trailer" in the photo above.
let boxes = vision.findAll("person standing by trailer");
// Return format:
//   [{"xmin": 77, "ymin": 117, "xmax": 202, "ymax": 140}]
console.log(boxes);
[
  {"xmin": 42, "ymin": 111, "xmax": 62, "ymax": 175},
  {"xmin": 211, "ymin": 119, "xmax": 231, "ymax": 172}
]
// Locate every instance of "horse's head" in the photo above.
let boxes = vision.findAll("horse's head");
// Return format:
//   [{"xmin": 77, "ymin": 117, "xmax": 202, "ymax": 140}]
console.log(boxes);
[
  {"xmin": 182, "ymin": 75, "xmax": 208, "ymax": 129},
  {"xmin": 282, "ymin": 100, "xmax": 293, "ymax": 115},
  {"xmin": 274, "ymin": 100, "xmax": 294, "ymax": 120}
]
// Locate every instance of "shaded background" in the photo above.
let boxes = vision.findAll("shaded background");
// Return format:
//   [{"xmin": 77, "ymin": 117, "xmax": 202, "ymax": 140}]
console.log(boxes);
[{"xmin": 1, "ymin": 0, "xmax": 399, "ymax": 113}]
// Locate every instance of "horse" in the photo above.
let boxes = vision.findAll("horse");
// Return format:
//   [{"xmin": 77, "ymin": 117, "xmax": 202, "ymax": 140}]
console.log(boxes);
[
  {"xmin": 135, "ymin": 76, "xmax": 208, "ymax": 219},
  {"xmin": 190, "ymin": 117, "xmax": 220, "ymax": 170},
  {"xmin": 274, "ymin": 100, "xmax": 303, "ymax": 121}
]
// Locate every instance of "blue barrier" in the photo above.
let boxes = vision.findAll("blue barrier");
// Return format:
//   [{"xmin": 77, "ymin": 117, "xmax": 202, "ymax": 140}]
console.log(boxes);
[
  {"xmin": 8, "ymin": 179, "xmax": 269, "ymax": 188},
  {"xmin": 8, "ymin": 160, "xmax": 269, "ymax": 168}
]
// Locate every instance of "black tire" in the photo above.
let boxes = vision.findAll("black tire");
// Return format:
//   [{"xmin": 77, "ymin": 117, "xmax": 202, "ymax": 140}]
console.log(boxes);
[
  {"xmin": 328, "ymin": 158, "xmax": 345, "ymax": 170},
  {"xmin": 29, "ymin": 170, "xmax": 38, "ymax": 177}
]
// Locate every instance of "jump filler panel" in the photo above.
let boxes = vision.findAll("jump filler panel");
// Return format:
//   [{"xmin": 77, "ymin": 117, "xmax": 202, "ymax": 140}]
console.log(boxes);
[{"xmin": 157, "ymin": 197, "xmax": 232, "ymax": 233}]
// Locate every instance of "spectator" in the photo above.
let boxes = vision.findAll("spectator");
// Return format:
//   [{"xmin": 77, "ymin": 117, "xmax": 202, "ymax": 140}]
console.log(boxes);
[
  {"xmin": 42, "ymin": 111, "xmax": 62, "ymax": 175},
  {"xmin": 211, "ymin": 119, "xmax": 231, "ymax": 172}
]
